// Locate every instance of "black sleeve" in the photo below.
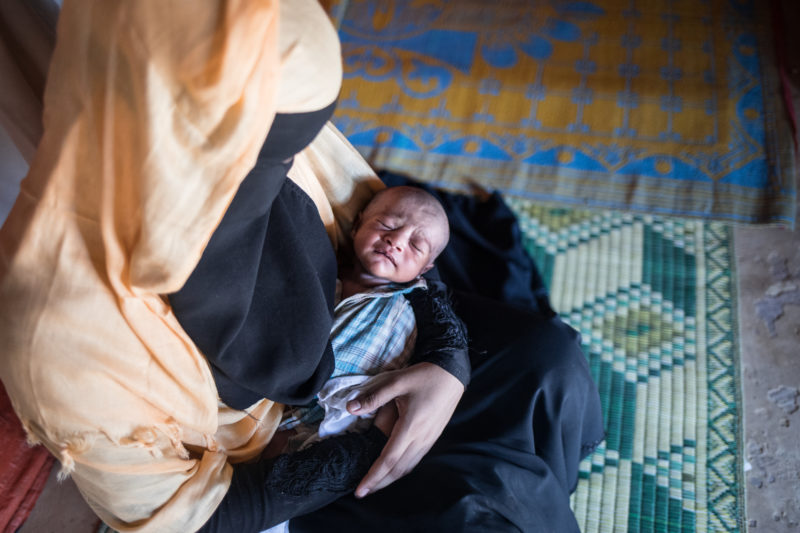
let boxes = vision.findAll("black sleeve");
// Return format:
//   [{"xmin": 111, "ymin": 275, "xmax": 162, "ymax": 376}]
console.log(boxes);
[
  {"xmin": 199, "ymin": 426, "xmax": 388, "ymax": 532},
  {"xmin": 169, "ymin": 106, "xmax": 340, "ymax": 410},
  {"xmin": 404, "ymin": 278, "xmax": 470, "ymax": 387}
]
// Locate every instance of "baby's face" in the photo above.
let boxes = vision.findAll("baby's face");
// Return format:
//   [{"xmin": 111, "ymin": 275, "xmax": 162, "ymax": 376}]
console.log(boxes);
[{"xmin": 352, "ymin": 189, "xmax": 448, "ymax": 284}]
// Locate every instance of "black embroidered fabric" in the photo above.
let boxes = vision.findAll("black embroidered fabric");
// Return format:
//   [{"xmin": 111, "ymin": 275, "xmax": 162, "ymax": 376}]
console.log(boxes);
[
  {"xmin": 405, "ymin": 279, "xmax": 470, "ymax": 386},
  {"xmin": 198, "ymin": 426, "xmax": 387, "ymax": 532},
  {"xmin": 264, "ymin": 427, "xmax": 387, "ymax": 497}
]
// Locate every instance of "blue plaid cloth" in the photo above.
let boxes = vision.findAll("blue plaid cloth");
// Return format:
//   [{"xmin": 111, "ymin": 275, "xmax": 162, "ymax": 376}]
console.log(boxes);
[
  {"xmin": 280, "ymin": 279, "xmax": 425, "ymax": 430},
  {"xmin": 329, "ymin": 279, "xmax": 424, "ymax": 378}
]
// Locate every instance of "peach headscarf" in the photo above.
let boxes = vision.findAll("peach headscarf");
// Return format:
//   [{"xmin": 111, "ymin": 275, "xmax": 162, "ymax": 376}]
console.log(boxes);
[{"xmin": 0, "ymin": 0, "xmax": 378, "ymax": 531}]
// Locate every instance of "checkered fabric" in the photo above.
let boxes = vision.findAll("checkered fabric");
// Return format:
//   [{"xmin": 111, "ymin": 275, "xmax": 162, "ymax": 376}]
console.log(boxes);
[
  {"xmin": 329, "ymin": 280, "xmax": 423, "ymax": 378},
  {"xmin": 280, "ymin": 280, "xmax": 424, "ymax": 430}
]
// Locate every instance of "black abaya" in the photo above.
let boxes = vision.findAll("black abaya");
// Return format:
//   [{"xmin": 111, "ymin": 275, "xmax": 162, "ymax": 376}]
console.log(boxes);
[{"xmin": 176, "ymin": 105, "xmax": 603, "ymax": 531}]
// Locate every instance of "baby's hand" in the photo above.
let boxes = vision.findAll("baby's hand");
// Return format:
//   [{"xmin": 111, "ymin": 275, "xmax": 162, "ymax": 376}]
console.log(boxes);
[
  {"xmin": 261, "ymin": 429, "xmax": 294, "ymax": 459},
  {"xmin": 373, "ymin": 400, "xmax": 399, "ymax": 437}
]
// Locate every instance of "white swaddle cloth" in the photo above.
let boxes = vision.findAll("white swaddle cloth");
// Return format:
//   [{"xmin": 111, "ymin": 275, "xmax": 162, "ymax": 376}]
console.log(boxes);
[{"xmin": 317, "ymin": 375, "xmax": 375, "ymax": 438}]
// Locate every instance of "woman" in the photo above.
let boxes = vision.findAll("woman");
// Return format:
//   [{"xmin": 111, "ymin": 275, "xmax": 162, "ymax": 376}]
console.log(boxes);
[{"xmin": 0, "ymin": 1, "xmax": 602, "ymax": 531}]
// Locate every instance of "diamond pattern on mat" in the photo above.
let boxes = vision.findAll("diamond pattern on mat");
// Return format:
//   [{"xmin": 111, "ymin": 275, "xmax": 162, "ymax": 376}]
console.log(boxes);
[{"xmin": 506, "ymin": 198, "xmax": 742, "ymax": 532}]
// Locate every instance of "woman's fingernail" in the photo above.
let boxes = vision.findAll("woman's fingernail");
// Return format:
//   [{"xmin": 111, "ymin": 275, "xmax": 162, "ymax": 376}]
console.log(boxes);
[
  {"xmin": 350, "ymin": 400, "xmax": 361, "ymax": 411},
  {"xmin": 355, "ymin": 488, "xmax": 369, "ymax": 499}
]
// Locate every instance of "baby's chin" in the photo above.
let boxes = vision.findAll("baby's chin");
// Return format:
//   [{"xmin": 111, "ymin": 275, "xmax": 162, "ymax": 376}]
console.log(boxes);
[
  {"xmin": 387, "ymin": 275, "xmax": 418, "ymax": 284},
  {"xmin": 365, "ymin": 267, "xmax": 418, "ymax": 285}
]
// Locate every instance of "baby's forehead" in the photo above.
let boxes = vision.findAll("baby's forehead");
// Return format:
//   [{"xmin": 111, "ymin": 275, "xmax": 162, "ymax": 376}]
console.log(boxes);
[
  {"xmin": 365, "ymin": 188, "xmax": 449, "ymax": 240},
  {"xmin": 370, "ymin": 189, "xmax": 438, "ymax": 213},
  {"xmin": 372, "ymin": 198, "xmax": 442, "ymax": 224}
]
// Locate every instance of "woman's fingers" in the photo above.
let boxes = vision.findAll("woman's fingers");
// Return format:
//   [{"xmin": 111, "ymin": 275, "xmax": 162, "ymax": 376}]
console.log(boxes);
[
  {"xmin": 365, "ymin": 435, "xmax": 430, "ymax": 494},
  {"xmin": 355, "ymin": 413, "xmax": 416, "ymax": 497},
  {"xmin": 353, "ymin": 363, "xmax": 464, "ymax": 497}
]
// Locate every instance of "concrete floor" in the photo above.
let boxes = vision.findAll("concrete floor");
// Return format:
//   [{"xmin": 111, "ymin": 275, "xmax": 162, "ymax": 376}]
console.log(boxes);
[
  {"xmin": 737, "ymin": 217, "xmax": 800, "ymax": 532},
  {"xmin": 736, "ymin": 2, "xmax": 800, "ymax": 529},
  {"xmin": 13, "ymin": 6, "xmax": 800, "ymax": 533},
  {"xmin": 18, "ymin": 466, "xmax": 100, "ymax": 533}
]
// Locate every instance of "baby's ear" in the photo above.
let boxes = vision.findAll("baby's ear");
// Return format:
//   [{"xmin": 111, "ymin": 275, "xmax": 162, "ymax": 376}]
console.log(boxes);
[
  {"xmin": 351, "ymin": 212, "xmax": 363, "ymax": 237},
  {"xmin": 420, "ymin": 262, "xmax": 435, "ymax": 275}
]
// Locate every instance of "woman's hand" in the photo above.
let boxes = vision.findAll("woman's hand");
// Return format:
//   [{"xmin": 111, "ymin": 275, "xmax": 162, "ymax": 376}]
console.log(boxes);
[{"xmin": 346, "ymin": 362, "xmax": 464, "ymax": 498}]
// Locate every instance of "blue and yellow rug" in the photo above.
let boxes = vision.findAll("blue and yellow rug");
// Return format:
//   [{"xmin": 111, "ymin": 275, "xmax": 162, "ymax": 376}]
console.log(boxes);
[
  {"xmin": 508, "ymin": 198, "xmax": 744, "ymax": 532},
  {"xmin": 331, "ymin": 0, "xmax": 796, "ymax": 226}
]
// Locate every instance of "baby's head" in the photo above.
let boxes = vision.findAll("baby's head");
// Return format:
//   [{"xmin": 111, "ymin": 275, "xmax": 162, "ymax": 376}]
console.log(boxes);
[{"xmin": 351, "ymin": 186, "xmax": 449, "ymax": 284}]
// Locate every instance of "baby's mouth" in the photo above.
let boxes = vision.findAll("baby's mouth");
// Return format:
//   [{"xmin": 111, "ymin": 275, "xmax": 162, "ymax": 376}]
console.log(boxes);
[{"xmin": 375, "ymin": 250, "xmax": 396, "ymax": 266}]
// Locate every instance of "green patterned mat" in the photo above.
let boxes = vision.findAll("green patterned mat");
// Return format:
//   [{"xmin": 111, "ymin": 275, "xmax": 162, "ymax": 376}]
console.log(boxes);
[{"xmin": 506, "ymin": 198, "xmax": 744, "ymax": 532}]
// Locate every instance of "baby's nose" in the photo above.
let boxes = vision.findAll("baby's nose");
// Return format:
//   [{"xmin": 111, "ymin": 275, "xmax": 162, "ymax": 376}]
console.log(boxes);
[{"xmin": 384, "ymin": 233, "xmax": 405, "ymax": 250}]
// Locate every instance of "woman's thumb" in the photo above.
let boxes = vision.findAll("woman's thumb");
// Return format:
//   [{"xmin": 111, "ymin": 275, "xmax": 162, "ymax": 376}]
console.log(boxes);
[{"xmin": 346, "ymin": 377, "xmax": 395, "ymax": 414}]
